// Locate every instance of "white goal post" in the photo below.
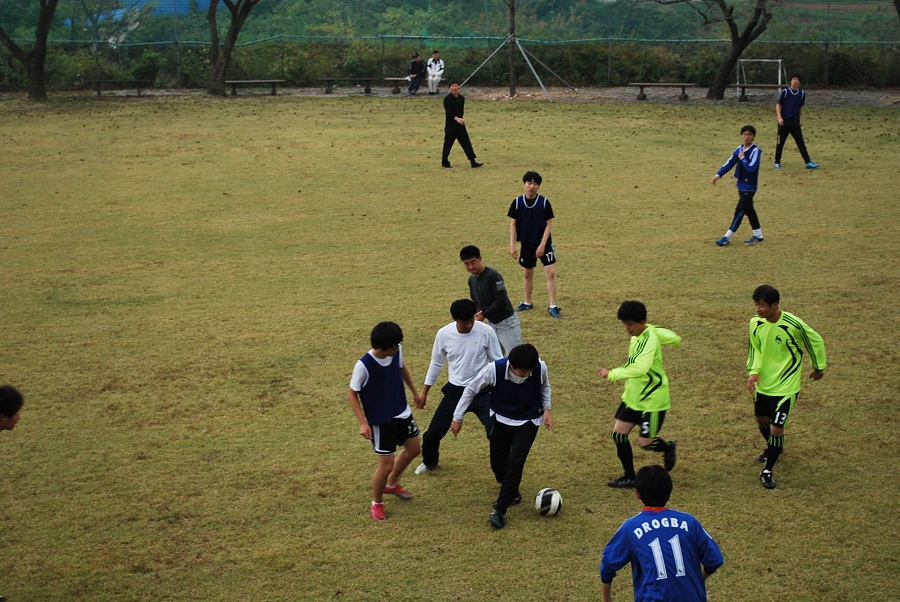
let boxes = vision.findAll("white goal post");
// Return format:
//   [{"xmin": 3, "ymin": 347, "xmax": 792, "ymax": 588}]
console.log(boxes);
[{"xmin": 736, "ymin": 59, "xmax": 787, "ymax": 98}]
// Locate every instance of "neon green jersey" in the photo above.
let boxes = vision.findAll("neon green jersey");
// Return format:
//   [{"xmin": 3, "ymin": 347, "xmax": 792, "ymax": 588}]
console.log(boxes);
[
  {"xmin": 607, "ymin": 324, "xmax": 682, "ymax": 412},
  {"xmin": 747, "ymin": 310, "xmax": 826, "ymax": 396}
]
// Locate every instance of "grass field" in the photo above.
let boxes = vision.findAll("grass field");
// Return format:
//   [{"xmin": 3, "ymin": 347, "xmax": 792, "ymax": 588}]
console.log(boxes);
[{"xmin": 1, "ymin": 91, "xmax": 898, "ymax": 601}]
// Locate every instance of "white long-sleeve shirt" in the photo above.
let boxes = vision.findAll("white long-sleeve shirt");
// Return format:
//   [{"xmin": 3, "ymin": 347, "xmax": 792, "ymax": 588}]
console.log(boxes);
[
  {"xmin": 424, "ymin": 321, "xmax": 502, "ymax": 387},
  {"xmin": 453, "ymin": 359, "xmax": 551, "ymax": 426}
]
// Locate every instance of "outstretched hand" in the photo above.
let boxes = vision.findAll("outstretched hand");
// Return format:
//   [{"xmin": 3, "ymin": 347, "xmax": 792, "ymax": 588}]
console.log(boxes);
[{"xmin": 450, "ymin": 420, "xmax": 462, "ymax": 437}]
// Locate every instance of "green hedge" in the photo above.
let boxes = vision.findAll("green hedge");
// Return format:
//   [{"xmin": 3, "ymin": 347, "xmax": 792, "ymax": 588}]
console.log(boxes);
[{"xmin": 1, "ymin": 39, "xmax": 896, "ymax": 92}]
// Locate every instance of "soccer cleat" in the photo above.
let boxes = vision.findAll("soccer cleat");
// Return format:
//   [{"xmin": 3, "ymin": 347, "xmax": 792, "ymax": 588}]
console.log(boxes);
[
  {"xmin": 471, "ymin": 161, "xmax": 483, "ymax": 168},
  {"xmin": 744, "ymin": 235, "xmax": 765, "ymax": 244},
  {"xmin": 607, "ymin": 476, "xmax": 635, "ymax": 489},
  {"xmin": 774, "ymin": 163, "xmax": 783, "ymax": 169},
  {"xmin": 805, "ymin": 162, "xmax": 819, "ymax": 169},
  {"xmin": 715, "ymin": 236, "xmax": 730, "ymax": 247},
  {"xmin": 490, "ymin": 509, "xmax": 506, "ymax": 529},
  {"xmin": 370, "ymin": 502, "xmax": 386, "ymax": 521},
  {"xmin": 414, "ymin": 462, "xmax": 434, "ymax": 475},
  {"xmin": 384, "ymin": 483, "xmax": 413, "ymax": 499},
  {"xmin": 756, "ymin": 451, "xmax": 767, "ymax": 463},
  {"xmin": 548, "ymin": 306, "xmax": 562, "ymax": 319},
  {"xmin": 759, "ymin": 470, "xmax": 777, "ymax": 489},
  {"xmin": 515, "ymin": 302, "xmax": 534, "ymax": 312},
  {"xmin": 664, "ymin": 441, "xmax": 677, "ymax": 472}
]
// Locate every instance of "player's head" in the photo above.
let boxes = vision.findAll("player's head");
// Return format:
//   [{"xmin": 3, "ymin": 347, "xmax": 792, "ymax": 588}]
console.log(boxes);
[
  {"xmin": 432, "ymin": 50, "xmax": 440, "ymax": 57},
  {"xmin": 450, "ymin": 298, "xmax": 477, "ymax": 321},
  {"xmin": 741, "ymin": 124, "xmax": 756, "ymax": 137},
  {"xmin": 789, "ymin": 73, "xmax": 801, "ymax": 84},
  {"xmin": 449, "ymin": 80, "xmax": 461, "ymax": 95},
  {"xmin": 634, "ymin": 465, "xmax": 672, "ymax": 507},
  {"xmin": 617, "ymin": 300, "xmax": 647, "ymax": 323},
  {"xmin": 460, "ymin": 245, "xmax": 481, "ymax": 261},
  {"xmin": 370, "ymin": 321, "xmax": 403, "ymax": 352},
  {"xmin": 0, "ymin": 385, "xmax": 24, "ymax": 431},
  {"xmin": 412, "ymin": 52, "xmax": 421, "ymax": 59},
  {"xmin": 460, "ymin": 245, "xmax": 486, "ymax": 276},
  {"xmin": 523, "ymin": 171, "xmax": 542, "ymax": 185},
  {"xmin": 752, "ymin": 285, "xmax": 780, "ymax": 306},
  {"xmin": 508, "ymin": 343, "xmax": 539, "ymax": 377}
]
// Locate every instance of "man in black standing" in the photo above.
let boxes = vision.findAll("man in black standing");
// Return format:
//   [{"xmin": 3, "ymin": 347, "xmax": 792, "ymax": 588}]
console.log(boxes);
[{"xmin": 442, "ymin": 81, "xmax": 482, "ymax": 168}]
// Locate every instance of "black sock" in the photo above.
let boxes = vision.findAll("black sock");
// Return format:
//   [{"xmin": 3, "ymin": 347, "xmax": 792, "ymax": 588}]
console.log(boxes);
[
  {"xmin": 764, "ymin": 434, "xmax": 784, "ymax": 472},
  {"xmin": 646, "ymin": 437, "xmax": 671, "ymax": 453},
  {"xmin": 613, "ymin": 432, "xmax": 635, "ymax": 479},
  {"xmin": 758, "ymin": 423, "xmax": 771, "ymax": 443}
]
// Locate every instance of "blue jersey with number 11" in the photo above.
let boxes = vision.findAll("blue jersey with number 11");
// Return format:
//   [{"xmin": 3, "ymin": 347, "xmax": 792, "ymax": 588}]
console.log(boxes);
[{"xmin": 600, "ymin": 507, "xmax": 723, "ymax": 602}]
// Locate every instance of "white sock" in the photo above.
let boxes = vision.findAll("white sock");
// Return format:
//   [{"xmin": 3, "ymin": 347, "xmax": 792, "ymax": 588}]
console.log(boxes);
[
  {"xmin": 753, "ymin": 229, "xmax": 763, "ymax": 238},
  {"xmin": 724, "ymin": 230, "xmax": 735, "ymax": 239}
]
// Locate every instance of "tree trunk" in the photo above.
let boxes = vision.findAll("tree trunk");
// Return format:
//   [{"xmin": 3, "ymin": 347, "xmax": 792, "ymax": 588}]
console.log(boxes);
[
  {"xmin": 706, "ymin": 41, "xmax": 747, "ymax": 100},
  {"xmin": 507, "ymin": 0, "xmax": 516, "ymax": 97},
  {"xmin": 0, "ymin": 0, "xmax": 59, "ymax": 101},
  {"xmin": 894, "ymin": 0, "xmax": 900, "ymax": 21},
  {"xmin": 207, "ymin": 0, "xmax": 258, "ymax": 96}
]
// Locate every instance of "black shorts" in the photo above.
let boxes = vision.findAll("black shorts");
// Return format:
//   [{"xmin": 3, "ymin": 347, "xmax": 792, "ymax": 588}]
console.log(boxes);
[
  {"xmin": 371, "ymin": 415, "xmax": 420, "ymax": 455},
  {"xmin": 614, "ymin": 403, "xmax": 667, "ymax": 438},
  {"xmin": 754, "ymin": 393, "xmax": 798, "ymax": 428},
  {"xmin": 518, "ymin": 243, "xmax": 557, "ymax": 269}
]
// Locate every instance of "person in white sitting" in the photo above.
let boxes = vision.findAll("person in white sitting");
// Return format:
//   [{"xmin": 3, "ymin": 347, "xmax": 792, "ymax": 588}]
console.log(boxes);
[{"xmin": 426, "ymin": 50, "xmax": 445, "ymax": 95}]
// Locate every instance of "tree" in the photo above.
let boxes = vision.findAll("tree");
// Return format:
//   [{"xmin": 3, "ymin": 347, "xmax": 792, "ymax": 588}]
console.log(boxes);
[
  {"xmin": 207, "ymin": 0, "xmax": 262, "ymax": 96},
  {"xmin": 894, "ymin": 0, "xmax": 900, "ymax": 22},
  {"xmin": 648, "ymin": 0, "xmax": 776, "ymax": 100},
  {"xmin": 0, "ymin": 0, "xmax": 60, "ymax": 100}
]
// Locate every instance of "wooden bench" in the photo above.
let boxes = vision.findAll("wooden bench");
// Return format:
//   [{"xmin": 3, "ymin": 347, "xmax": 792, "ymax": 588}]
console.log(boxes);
[
  {"xmin": 731, "ymin": 83, "xmax": 784, "ymax": 102},
  {"xmin": 385, "ymin": 76, "xmax": 443, "ymax": 94},
  {"xmin": 225, "ymin": 79, "xmax": 286, "ymax": 96},
  {"xmin": 629, "ymin": 83, "xmax": 696, "ymax": 101},
  {"xmin": 85, "ymin": 80, "xmax": 152, "ymax": 97},
  {"xmin": 317, "ymin": 77, "xmax": 379, "ymax": 94}
]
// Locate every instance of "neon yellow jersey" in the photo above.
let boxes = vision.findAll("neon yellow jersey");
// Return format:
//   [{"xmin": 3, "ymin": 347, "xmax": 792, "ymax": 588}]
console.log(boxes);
[
  {"xmin": 607, "ymin": 325, "xmax": 682, "ymax": 412},
  {"xmin": 747, "ymin": 311, "xmax": 826, "ymax": 396}
]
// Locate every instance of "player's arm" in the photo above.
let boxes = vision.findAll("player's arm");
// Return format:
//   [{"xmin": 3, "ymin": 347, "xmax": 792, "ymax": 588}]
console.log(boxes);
[
  {"xmin": 776, "ymin": 93, "xmax": 785, "ymax": 125},
  {"xmin": 654, "ymin": 326, "xmax": 681, "ymax": 347},
  {"xmin": 536, "ymin": 218, "xmax": 552, "ymax": 257},
  {"xmin": 796, "ymin": 319, "xmax": 826, "ymax": 376},
  {"xmin": 509, "ymin": 218, "xmax": 518, "ymax": 258},
  {"xmin": 401, "ymin": 364, "xmax": 420, "ymax": 407},
  {"xmin": 421, "ymin": 334, "xmax": 447, "ymax": 406},
  {"xmin": 746, "ymin": 321, "xmax": 762, "ymax": 391},
  {"xmin": 600, "ymin": 582, "xmax": 613, "ymax": 602},
  {"xmin": 607, "ymin": 336, "xmax": 655, "ymax": 381},
  {"xmin": 347, "ymin": 388, "xmax": 371, "ymax": 440}
]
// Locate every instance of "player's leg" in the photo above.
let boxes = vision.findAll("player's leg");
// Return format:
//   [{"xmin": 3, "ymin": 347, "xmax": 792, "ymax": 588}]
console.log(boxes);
[
  {"xmin": 763, "ymin": 394, "xmax": 796, "ymax": 474},
  {"xmin": 790, "ymin": 122, "xmax": 812, "ymax": 164},
  {"xmin": 489, "ymin": 417, "xmax": 512, "ymax": 485},
  {"xmin": 495, "ymin": 422, "xmax": 539, "ymax": 514},
  {"xmin": 441, "ymin": 128, "xmax": 455, "ymax": 166},
  {"xmin": 492, "ymin": 315, "xmax": 522, "ymax": 356},
  {"xmin": 742, "ymin": 192, "xmax": 763, "ymax": 243},
  {"xmin": 610, "ymin": 404, "xmax": 640, "ymax": 487},
  {"xmin": 638, "ymin": 411, "xmax": 676, "ymax": 471},
  {"xmin": 386, "ymin": 416, "xmax": 421, "ymax": 489},
  {"xmin": 420, "ymin": 386, "xmax": 463, "ymax": 470},
  {"xmin": 522, "ymin": 267, "xmax": 535, "ymax": 305},
  {"xmin": 456, "ymin": 127, "xmax": 479, "ymax": 164},
  {"xmin": 774, "ymin": 123, "xmax": 787, "ymax": 165},
  {"xmin": 468, "ymin": 387, "xmax": 494, "ymax": 440},
  {"xmin": 540, "ymin": 248, "xmax": 559, "ymax": 310},
  {"xmin": 754, "ymin": 393, "xmax": 774, "ymax": 462},
  {"xmin": 371, "ymin": 423, "xmax": 397, "ymax": 511}
]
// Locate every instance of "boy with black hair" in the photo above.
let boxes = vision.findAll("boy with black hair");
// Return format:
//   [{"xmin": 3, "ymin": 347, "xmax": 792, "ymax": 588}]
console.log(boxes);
[
  {"xmin": 407, "ymin": 52, "xmax": 426, "ymax": 95},
  {"xmin": 508, "ymin": 171, "xmax": 561, "ymax": 317},
  {"xmin": 598, "ymin": 301, "xmax": 681, "ymax": 489},
  {"xmin": 600, "ymin": 465, "xmax": 723, "ymax": 602},
  {"xmin": 451, "ymin": 343, "xmax": 553, "ymax": 529},
  {"xmin": 442, "ymin": 81, "xmax": 482, "ymax": 168},
  {"xmin": 414, "ymin": 298, "xmax": 503, "ymax": 475},
  {"xmin": 775, "ymin": 74, "xmax": 819, "ymax": 169},
  {"xmin": 460, "ymin": 245, "xmax": 522, "ymax": 355},
  {"xmin": 712, "ymin": 125, "xmax": 764, "ymax": 246},
  {"xmin": 0, "ymin": 385, "xmax": 23, "ymax": 432},
  {"xmin": 348, "ymin": 322, "xmax": 422, "ymax": 521},
  {"xmin": 748, "ymin": 285, "xmax": 826, "ymax": 489},
  {"xmin": 426, "ymin": 50, "xmax": 444, "ymax": 95}
]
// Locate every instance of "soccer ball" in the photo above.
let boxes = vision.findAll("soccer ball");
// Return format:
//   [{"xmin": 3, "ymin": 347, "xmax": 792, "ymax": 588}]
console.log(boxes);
[{"xmin": 534, "ymin": 488, "xmax": 562, "ymax": 516}]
